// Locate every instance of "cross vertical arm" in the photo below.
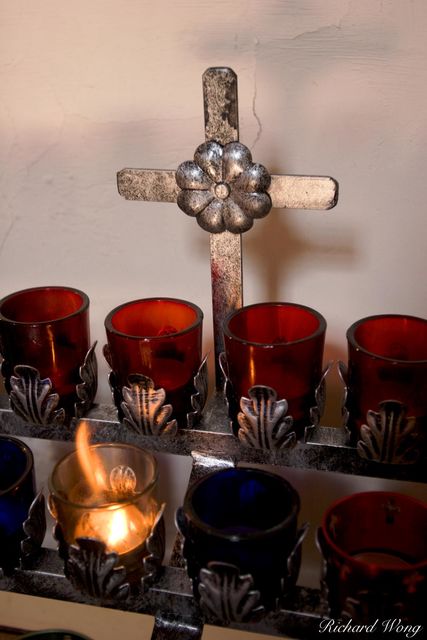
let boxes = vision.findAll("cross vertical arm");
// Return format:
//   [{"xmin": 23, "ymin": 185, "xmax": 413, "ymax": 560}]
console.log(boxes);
[{"xmin": 203, "ymin": 68, "xmax": 243, "ymax": 390}]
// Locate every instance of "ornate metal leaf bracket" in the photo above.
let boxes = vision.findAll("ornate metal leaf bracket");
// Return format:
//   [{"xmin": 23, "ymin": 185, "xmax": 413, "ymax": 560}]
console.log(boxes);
[
  {"xmin": 237, "ymin": 386, "xmax": 296, "ymax": 451},
  {"xmin": 20, "ymin": 491, "xmax": 47, "ymax": 562},
  {"xmin": 52, "ymin": 522, "xmax": 69, "ymax": 563},
  {"xmin": 340, "ymin": 589, "xmax": 407, "ymax": 622},
  {"xmin": 75, "ymin": 342, "xmax": 98, "ymax": 419},
  {"xmin": 187, "ymin": 354, "xmax": 209, "ymax": 428},
  {"xmin": 381, "ymin": 497, "xmax": 401, "ymax": 525},
  {"xmin": 307, "ymin": 362, "xmax": 333, "ymax": 434},
  {"xmin": 281, "ymin": 522, "xmax": 310, "ymax": 600},
  {"xmin": 141, "ymin": 503, "xmax": 166, "ymax": 589},
  {"xmin": 337, "ymin": 360, "xmax": 350, "ymax": 429},
  {"xmin": 1, "ymin": 343, "xmax": 97, "ymax": 426},
  {"xmin": 66, "ymin": 537, "xmax": 130, "ymax": 601},
  {"xmin": 103, "ymin": 344, "xmax": 124, "ymax": 418},
  {"xmin": 121, "ymin": 374, "xmax": 178, "ymax": 437},
  {"xmin": 315, "ymin": 527, "xmax": 339, "ymax": 616},
  {"xmin": 174, "ymin": 507, "xmax": 188, "ymax": 566},
  {"xmin": 176, "ymin": 141, "xmax": 272, "ymax": 234},
  {"xmin": 9, "ymin": 365, "xmax": 66, "ymax": 427},
  {"xmin": 105, "ymin": 346, "xmax": 208, "ymax": 433},
  {"xmin": 0, "ymin": 356, "xmax": 12, "ymax": 393},
  {"xmin": 198, "ymin": 562, "xmax": 265, "ymax": 623},
  {"xmin": 218, "ymin": 352, "xmax": 237, "ymax": 432},
  {"xmin": 358, "ymin": 401, "xmax": 421, "ymax": 465}
]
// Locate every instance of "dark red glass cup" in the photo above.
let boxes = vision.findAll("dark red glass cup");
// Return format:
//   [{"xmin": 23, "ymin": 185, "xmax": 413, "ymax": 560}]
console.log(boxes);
[
  {"xmin": 317, "ymin": 491, "xmax": 427, "ymax": 624},
  {"xmin": 105, "ymin": 298, "xmax": 203, "ymax": 424},
  {"xmin": 0, "ymin": 286, "xmax": 91, "ymax": 418},
  {"xmin": 346, "ymin": 315, "xmax": 427, "ymax": 453},
  {"xmin": 223, "ymin": 302, "xmax": 326, "ymax": 437}
]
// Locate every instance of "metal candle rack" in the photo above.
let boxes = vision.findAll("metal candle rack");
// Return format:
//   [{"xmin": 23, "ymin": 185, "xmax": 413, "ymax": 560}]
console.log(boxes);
[{"xmin": 0, "ymin": 68, "xmax": 425, "ymax": 639}]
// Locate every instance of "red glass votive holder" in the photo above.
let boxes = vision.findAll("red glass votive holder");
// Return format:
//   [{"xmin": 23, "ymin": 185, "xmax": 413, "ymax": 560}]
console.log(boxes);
[
  {"xmin": 317, "ymin": 491, "xmax": 427, "ymax": 624},
  {"xmin": 0, "ymin": 435, "xmax": 36, "ymax": 573},
  {"xmin": 223, "ymin": 302, "xmax": 326, "ymax": 438},
  {"xmin": 346, "ymin": 314, "xmax": 427, "ymax": 461},
  {"xmin": 0, "ymin": 286, "xmax": 95, "ymax": 424},
  {"xmin": 104, "ymin": 297, "xmax": 203, "ymax": 426}
]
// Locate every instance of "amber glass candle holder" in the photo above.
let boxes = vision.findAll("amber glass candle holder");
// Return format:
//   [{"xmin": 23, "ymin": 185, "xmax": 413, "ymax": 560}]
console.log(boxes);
[
  {"xmin": 176, "ymin": 467, "xmax": 307, "ymax": 622},
  {"xmin": 0, "ymin": 435, "xmax": 36, "ymax": 573},
  {"xmin": 104, "ymin": 297, "xmax": 204, "ymax": 429},
  {"xmin": 345, "ymin": 314, "xmax": 427, "ymax": 463},
  {"xmin": 223, "ymin": 302, "xmax": 326, "ymax": 440},
  {"xmin": 48, "ymin": 443, "xmax": 162, "ymax": 595},
  {"xmin": 317, "ymin": 491, "xmax": 427, "ymax": 625},
  {"xmin": 0, "ymin": 286, "xmax": 97, "ymax": 426}
]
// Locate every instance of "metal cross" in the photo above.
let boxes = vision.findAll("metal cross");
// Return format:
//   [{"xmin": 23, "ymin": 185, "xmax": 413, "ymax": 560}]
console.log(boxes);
[{"xmin": 117, "ymin": 67, "xmax": 338, "ymax": 389}]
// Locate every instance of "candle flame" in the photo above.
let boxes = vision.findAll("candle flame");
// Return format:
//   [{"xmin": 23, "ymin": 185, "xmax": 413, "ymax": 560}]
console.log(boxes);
[
  {"xmin": 106, "ymin": 508, "xmax": 139, "ymax": 548},
  {"xmin": 75, "ymin": 421, "xmax": 108, "ymax": 498}
]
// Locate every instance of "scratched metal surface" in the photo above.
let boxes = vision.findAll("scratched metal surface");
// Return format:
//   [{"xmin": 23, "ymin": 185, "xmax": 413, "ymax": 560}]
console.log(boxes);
[{"xmin": 0, "ymin": 396, "xmax": 425, "ymax": 483}]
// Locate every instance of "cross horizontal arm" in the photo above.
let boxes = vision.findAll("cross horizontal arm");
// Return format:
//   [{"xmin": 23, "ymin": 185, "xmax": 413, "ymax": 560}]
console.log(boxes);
[
  {"xmin": 117, "ymin": 169, "xmax": 178, "ymax": 203},
  {"xmin": 269, "ymin": 175, "xmax": 338, "ymax": 210},
  {"xmin": 117, "ymin": 169, "xmax": 338, "ymax": 210}
]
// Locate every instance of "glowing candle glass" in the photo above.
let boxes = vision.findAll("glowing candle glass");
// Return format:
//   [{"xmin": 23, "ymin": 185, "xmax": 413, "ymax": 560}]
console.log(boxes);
[
  {"xmin": 48, "ymin": 441, "xmax": 159, "ymax": 584},
  {"xmin": 177, "ymin": 467, "xmax": 302, "ymax": 614},
  {"xmin": 0, "ymin": 286, "xmax": 92, "ymax": 419},
  {"xmin": 0, "ymin": 435, "xmax": 36, "ymax": 573},
  {"xmin": 317, "ymin": 491, "xmax": 427, "ymax": 623},
  {"xmin": 223, "ymin": 302, "xmax": 326, "ymax": 437},
  {"xmin": 346, "ymin": 314, "xmax": 427, "ymax": 432},
  {"xmin": 105, "ymin": 297, "xmax": 203, "ymax": 424}
]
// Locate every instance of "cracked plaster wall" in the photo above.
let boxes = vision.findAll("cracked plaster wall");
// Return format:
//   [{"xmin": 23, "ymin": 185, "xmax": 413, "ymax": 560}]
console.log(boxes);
[{"xmin": 1, "ymin": 1, "xmax": 427, "ymax": 637}]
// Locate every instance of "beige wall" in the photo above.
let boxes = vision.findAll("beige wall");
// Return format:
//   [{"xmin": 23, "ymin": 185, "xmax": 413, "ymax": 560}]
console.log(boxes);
[{"xmin": 1, "ymin": 1, "xmax": 427, "ymax": 637}]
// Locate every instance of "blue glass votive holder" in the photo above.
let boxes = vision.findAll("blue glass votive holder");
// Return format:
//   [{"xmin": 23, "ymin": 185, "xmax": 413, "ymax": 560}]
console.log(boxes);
[
  {"xmin": 0, "ymin": 435, "xmax": 36, "ymax": 573},
  {"xmin": 176, "ymin": 467, "xmax": 305, "ymax": 621}
]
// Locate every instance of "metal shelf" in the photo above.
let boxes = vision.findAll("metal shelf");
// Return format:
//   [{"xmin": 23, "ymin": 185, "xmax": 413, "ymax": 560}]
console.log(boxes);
[
  {"xmin": 0, "ymin": 548, "xmax": 327, "ymax": 640},
  {"xmin": 1, "ymin": 394, "xmax": 426, "ymax": 484},
  {"xmin": 1, "ymin": 392, "xmax": 426, "ymax": 638}
]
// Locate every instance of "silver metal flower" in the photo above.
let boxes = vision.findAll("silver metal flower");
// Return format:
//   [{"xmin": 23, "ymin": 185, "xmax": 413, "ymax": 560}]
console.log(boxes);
[{"xmin": 176, "ymin": 141, "xmax": 272, "ymax": 234}]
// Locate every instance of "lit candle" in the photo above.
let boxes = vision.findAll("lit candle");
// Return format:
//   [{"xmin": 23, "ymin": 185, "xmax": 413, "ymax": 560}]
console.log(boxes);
[
  {"xmin": 49, "ymin": 424, "xmax": 159, "ymax": 583},
  {"xmin": 73, "ymin": 504, "xmax": 153, "ymax": 555}
]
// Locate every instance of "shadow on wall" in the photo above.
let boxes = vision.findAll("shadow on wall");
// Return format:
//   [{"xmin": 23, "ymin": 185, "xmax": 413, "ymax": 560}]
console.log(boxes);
[{"xmin": 243, "ymin": 200, "xmax": 355, "ymax": 302}]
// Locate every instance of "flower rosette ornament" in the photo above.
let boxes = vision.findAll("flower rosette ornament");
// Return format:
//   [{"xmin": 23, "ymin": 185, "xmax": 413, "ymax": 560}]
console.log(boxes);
[{"xmin": 176, "ymin": 141, "xmax": 272, "ymax": 233}]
